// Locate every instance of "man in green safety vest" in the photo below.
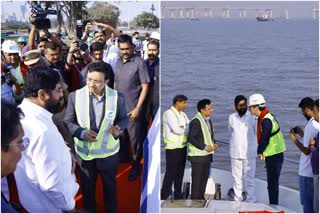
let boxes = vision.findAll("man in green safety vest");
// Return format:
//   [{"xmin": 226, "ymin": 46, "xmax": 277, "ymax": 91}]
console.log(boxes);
[
  {"xmin": 161, "ymin": 94, "xmax": 190, "ymax": 200},
  {"xmin": 187, "ymin": 99, "xmax": 218, "ymax": 200},
  {"xmin": 248, "ymin": 93, "xmax": 286, "ymax": 205},
  {"xmin": 64, "ymin": 61, "xmax": 128, "ymax": 212}
]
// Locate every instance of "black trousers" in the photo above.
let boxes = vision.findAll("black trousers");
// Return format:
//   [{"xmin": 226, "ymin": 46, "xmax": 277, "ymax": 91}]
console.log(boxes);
[
  {"xmin": 190, "ymin": 161, "xmax": 211, "ymax": 200},
  {"xmin": 161, "ymin": 147, "xmax": 187, "ymax": 199},
  {"xmin": 77, "ymin": 153, "xmax": 119, "ymax": 213},
  {"xmin": 120, "ymin": 117, "xmax": 148, "ymax": 165},
  {"xmin": 265, "ymin": 152, "xmax": 284, "ymax": 205}
]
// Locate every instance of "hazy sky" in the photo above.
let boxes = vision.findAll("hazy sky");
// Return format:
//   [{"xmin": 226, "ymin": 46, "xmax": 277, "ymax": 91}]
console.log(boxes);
[
  {"xmin": 1, "ymin": 1, "xmax": 318, "ymax": 20},
  {"xmin": 162, "ymin": 1, "xmax": 319, "ymax": 19},
  {"xmin": 1, "ymin": 0, "xmax": 160, "ymax": 22}
]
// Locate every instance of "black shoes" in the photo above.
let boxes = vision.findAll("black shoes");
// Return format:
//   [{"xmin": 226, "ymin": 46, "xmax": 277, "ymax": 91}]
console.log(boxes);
[{"xmin": 128, "ymin": 163, "xmax": 140, "ymax": 181}]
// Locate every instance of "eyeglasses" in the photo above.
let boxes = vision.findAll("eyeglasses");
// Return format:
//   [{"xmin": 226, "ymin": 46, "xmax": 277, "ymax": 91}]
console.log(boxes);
[
  {"xmin": 9, "ymin": 138, "xmax": 30, "ymax": 151},
  {"xmin": 86, "ymin": 78, "xmax": 103, "ymax": 85}
]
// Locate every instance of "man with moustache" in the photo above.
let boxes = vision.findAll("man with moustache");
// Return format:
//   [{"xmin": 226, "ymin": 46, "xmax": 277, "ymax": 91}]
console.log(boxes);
[
  {"xmin": 115, "ymin": 34, "xmax": 150, "ymax": 180},
  {"xmin": 64, "ymin": 61, "xmax": 128, "ymax": 212},
  {"xmin": 187, "ymin": 99, "xmax": 218, "ymax": 199},
  {"xmin": 14, "ymin": 67, "xmax": 79, "ymax": 212},
  {"xmin": 228, "ymin": 95, "xmax": 257, "ymax": 202},
  {"xmin": 44, "ymin": 41, "xmax": 71, "ymax": 90},
  {"xmin": 145, "ymin": 40, "xmax": 160, "ymax": 119},
  {"xmin": 289, "ymin": 97, "xmax": 318, "ymax": 213},
  {"xmin": 248, "ymin": 94, "xmax": 286, "ymax": 205}
]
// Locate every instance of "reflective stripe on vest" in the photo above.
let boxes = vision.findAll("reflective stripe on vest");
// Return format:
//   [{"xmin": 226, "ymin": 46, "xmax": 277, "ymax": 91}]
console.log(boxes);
[
  {"xmin": 163, "ymin": 108, "xmax": 187, "ymax": 150},
  {"xmin": 188, "ymin": 112, "xmax": 214, "ymax": 157},
  {"xmin": 74, "ymin": 86, "xmax": 119, "ymax": 160},
  {"xmin": 263, "ymin": 113, "xmax": 286, "ymax": 157}
]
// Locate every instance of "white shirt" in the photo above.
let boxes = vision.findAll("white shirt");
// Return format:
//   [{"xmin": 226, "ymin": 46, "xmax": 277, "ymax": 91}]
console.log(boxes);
[
  {"xmin": 163, "ymin": 106, "xmax": 190, "ymax": 142},
  {"xmin": 228, "ymin": 111, "xmax": 257, "ymax": 159},
  {"xmin": 299, "ymin": 117, "xmax": 319, "ymax": 177},
  {"xmin": 103, "ymin": 45, "xmax": 120, "ymax": 73},
  {"xmin": 15, "ymin": 99, "xmax": 79, "ymax": 212},
  {"xmin": 142, "ymin": 40, "xmax": 149, "ymax": 60}
]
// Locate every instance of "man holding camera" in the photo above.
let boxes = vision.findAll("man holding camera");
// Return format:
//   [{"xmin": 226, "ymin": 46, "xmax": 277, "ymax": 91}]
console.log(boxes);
[
  {"xmin": 289, "ymin": 97, "xmax": 318, "ymax": 213},
  {"xmin": 1, "ymin": 40, "xmax": 26, "ymax": 104}
]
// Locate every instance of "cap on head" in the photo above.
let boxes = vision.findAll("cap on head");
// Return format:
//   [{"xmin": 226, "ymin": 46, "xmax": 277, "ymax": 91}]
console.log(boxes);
[
  {"xmin": 2, "ymin": 40, "xmax": 20, "ymax": 54},
  {"xmin": 17, "ymin": 37, "xmax": 27, "ymax": 43},
  {"xmin": 21, "ymin": 50, "xmax": 41, "ymax": 66},
  {"xmin": 150, "ymin": 31, "xmax": 160, "ymax": 41},
  {"xmin": 248, "ymin": 93, "xmax": 266, "ymax": 107}
]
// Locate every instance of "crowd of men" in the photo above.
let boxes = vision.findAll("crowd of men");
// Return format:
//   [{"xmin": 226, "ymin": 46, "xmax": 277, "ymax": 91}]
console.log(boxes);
[
  {"xmin": 1, "ymin": 17, "xmax": 160, "ymax": 212},
  {"xmin": 161, "ymin": 94, "xmax": 319, "ymax": 213}
]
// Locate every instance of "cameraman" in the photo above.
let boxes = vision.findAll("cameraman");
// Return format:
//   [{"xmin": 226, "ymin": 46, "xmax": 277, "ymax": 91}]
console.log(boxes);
[
  {"xmin": 28, "ymin": 15, "xmax": 62, "ymax": 53},
  {"xmin": 1, "ymin": 41, "xmax": 25, "ymax": 103},
  {"xmin": 1, "ymin": 64, "xmax": 21, "ymax": 104}
]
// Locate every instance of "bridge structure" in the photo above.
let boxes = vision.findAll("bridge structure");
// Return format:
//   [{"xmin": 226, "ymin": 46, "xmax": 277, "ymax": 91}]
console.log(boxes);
[{"xmin": 161, "ymin": 7, "xmax": 273, "ymax": 19}]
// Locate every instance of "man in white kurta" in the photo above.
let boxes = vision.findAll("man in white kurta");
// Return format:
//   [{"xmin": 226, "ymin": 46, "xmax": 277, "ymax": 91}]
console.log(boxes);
[
  {"xmin": 228, "ymin": 95, "xmax": 257, "ymax": 202},
  {"xmin": 14, "ymin": 66, "xmax": 79, "ymax": 212}
]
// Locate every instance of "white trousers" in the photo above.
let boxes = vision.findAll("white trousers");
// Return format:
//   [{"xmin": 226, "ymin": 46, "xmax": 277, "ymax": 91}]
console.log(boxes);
[{"xmin": 231, "ymin": 157, "xmax": 256, "ymax": 202}]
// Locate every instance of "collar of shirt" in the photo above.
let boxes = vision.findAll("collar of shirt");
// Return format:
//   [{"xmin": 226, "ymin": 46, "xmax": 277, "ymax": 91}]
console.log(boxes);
[
  {"xmin": 23, "ymin": 98, "xmax": 53, "ymax": 119},
  {"xmin": 121, "ymin": 55, "xmax": 136, "ymax": 64},
  {"xmin": 146, "ymin": 57, "xmax": 159, "ymax": 67},
  {"xmin": 89, "ymin": 89, "xmax": 105, "ymax": 102},
  {"xmin": 171, "ymin": 106, "xmax": 182, "ymax": 115}
]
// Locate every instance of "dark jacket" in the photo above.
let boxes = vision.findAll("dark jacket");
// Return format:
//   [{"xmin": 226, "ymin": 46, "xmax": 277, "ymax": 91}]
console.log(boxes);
[
  {"xmin": 63, "ymin": 87, "xmax": 128, "ymax": 141},
  {"xmin": 187, "ymin": 117, "xmax": 214, "ymax": 163}
]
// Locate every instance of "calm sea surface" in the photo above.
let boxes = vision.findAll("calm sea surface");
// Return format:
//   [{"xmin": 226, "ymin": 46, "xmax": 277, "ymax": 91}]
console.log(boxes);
[{"xmin": 160, "ymin": 19, "xmax": 319, "ymax": 190}]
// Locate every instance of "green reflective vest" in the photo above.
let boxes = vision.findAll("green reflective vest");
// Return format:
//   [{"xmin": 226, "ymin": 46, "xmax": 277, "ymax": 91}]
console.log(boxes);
[
  {"xmin": 188, "ymin": 112, "xmax": 214, "ymax": 157},
  {"xmin": 263, "ymin": 113, "xmax": 286, "ymax": 157},
  {"xmin": 74, "ymin": 86, "xmax": 119, "ymax": 160},
  {"xmin": 163, "ymin": 107, "xmax": 187, "ymax": 150}
]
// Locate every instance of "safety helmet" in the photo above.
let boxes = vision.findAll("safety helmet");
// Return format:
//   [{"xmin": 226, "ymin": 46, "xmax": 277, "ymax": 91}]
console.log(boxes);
[
  {"xmin": 1, "ymin": 40, "xmax": 20, "ymax": 53},
  {"xmin": 150, "ymin": 31, "xmax": 160, "ymax": 41},
  {"xmin": 17, "ymin": 37, "xmax": 27, "ymax": 43},
  {"xmin": 248, "ymin": 94, "xmax": 266, "ymax": 107}
]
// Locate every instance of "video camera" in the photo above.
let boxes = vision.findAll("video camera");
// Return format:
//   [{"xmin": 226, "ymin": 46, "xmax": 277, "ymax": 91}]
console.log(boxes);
[
  {"xmin": 30, "ymin": 2, "xmax": 57, "ymax": 30},
  {"xmin": 1, "ymin": 62, "xmax": 15, "ymax": 86}
]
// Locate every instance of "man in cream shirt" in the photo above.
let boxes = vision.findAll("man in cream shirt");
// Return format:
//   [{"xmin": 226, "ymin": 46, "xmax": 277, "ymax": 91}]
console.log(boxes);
[
  {"xmin": 14, "ymin": 67, "xmax": 79, "ymax": 212},
  {"xmin": 161, "ymin": 95, "xmax": 189, "ymax": 200},
  {"xmin": 228, "ymin": 95, "xmax": 257, "ymax": 202}
]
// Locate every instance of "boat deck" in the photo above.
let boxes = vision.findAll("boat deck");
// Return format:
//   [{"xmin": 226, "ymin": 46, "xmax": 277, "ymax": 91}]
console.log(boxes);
[{"xmin": 161, "ymin": 200, "xmax": 293, "ymax": 213}]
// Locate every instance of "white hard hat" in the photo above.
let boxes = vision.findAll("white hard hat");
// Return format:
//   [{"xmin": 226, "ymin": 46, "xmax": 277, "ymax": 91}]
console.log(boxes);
[
  {"xmin": 150, "ymin": 31, "xmax": 160, "ymax": 41},
  {"xmin": 2, "ymin": 40, "xmax": 20, "ymax": 54},
  {"xmin": 248, "ymin": 93, "xmax": 266, "ymax": 107}
]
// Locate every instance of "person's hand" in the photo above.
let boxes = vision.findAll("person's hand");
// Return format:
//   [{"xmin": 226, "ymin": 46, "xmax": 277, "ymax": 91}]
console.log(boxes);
[
  {"xmin": 83, "ymin": 130, "xmax": 97, "ymax": 142},
  {"xmin": 29, "ymin": 14, "xmax": 36, "ymax": 25},
  {"xmin": 69, "ymin": 41, "xmax": 79, "ymax": 54},
  {"xmin": 206, "ymin": 145, "xmax": 214, "ymax": 152},
  {"xmin": 213, "ymin": 144, "xmax": 218, "ymax": 151},
  {"xmin": 84, "ymin": 22, "xmax": 93, "ymax": 34},
  {"xmin": 295, "ymin": 126, "xmax": 304, "ymax": 138},
  {"xmin": 92, "ymin": 21, "xmax": 110, "ymax": 30},
  {"xmin": 309, "ymin": 137, "xmax": 316, "ymax": 148},
  {"xmin": 108, "ymin": 125, "xmax": 122, "ymax": 136},
  {"xmin": 128, "ymin": 107, "xmax": 140, "ymax": 123},
  {"xmin": 289, "ymin": 128, "xmax": 298, "ymax": 143},
  {"xmin": 6, "ymin": 72, "xmax": 18, "ymax": 85},
  {"xmin": 258, "ymin": 153, "xmax": 265, "ymax": 160}
]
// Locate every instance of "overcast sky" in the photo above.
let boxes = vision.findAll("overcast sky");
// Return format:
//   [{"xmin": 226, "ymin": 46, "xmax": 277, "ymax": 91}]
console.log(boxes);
[
  {"xmin": 1, "ymin": 0, "xmax": 160, "ymax": 22},
  {"xmin": 162, "ymin": 1, "xmax": 319, "ymax": 19}
]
